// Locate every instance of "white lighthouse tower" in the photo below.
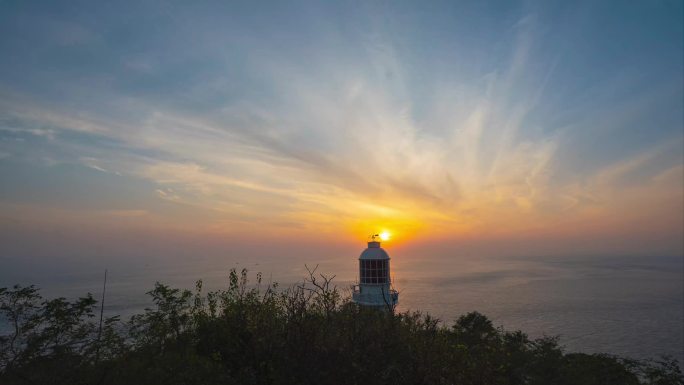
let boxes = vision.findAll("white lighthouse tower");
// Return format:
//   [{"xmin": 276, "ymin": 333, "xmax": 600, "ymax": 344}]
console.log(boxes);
[{"xmin": 352, "ymin": 235, "xmax": 399, "ymax": 309}]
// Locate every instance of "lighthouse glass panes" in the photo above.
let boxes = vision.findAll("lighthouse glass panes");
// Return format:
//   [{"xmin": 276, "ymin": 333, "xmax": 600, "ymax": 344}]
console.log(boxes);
[{"xmin": 359, "ymin": 259, "xmax": 389, "ymax": 284}]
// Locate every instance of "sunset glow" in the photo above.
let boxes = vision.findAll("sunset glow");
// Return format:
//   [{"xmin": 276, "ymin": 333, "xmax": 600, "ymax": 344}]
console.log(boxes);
[
  {"xmin": 0, "ymin": 1, "xmax": 681, "ymax": 260},
  {"xmin": 0, "ymin": 2, "xmax": 681, "ymax": 377}
]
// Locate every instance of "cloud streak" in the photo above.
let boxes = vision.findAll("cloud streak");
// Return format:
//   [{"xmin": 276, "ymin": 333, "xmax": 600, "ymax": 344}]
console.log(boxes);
[{"xmin": 0, "ymin": 0, "xmax": 681, "ymax": 256}]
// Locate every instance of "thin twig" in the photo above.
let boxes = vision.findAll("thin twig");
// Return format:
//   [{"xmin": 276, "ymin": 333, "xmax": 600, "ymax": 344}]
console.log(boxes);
[{"xmin": 95, "ymin": 269, "xmax": 107, "ymax": 363}]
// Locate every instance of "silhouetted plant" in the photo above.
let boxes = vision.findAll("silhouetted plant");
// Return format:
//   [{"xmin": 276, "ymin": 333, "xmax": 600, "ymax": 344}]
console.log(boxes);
[{"xmin": 1, "ymin": 269, "xmax": 682, "ymax": 385}]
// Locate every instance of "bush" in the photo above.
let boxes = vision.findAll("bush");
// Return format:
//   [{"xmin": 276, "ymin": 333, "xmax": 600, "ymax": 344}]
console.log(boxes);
[{"xmin": 1, "ymin": 269, "xmax": 681, "ymax": 385}]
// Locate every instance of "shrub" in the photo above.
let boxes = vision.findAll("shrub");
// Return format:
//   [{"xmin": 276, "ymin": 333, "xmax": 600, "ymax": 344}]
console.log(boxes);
[{"xmin": 1, "ymin": 269, "xmax": 681, "ymax": 385}]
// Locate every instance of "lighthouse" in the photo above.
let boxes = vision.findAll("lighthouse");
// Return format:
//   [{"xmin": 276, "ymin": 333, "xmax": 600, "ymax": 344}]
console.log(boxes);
[{"xmin": 352, "ymin": 235, "xmax": 399, "ymax": 309}]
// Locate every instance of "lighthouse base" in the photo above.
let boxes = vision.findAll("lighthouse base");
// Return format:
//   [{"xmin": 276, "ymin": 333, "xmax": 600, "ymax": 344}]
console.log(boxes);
[{"xmin": 352, "ymin": 284, "xmax": 398, "ymax": 309}]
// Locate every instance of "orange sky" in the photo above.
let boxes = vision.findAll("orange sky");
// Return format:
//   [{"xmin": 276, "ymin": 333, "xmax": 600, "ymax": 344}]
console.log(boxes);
[{"xmin": 0, "ymin": 1, "xmax": 682, "ymax": 262}]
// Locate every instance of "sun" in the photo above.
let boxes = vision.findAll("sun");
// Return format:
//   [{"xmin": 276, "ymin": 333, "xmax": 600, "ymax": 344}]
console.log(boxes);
[{"xmin": 379, "ymin": 231, "xmax": 391, "ymax": 241}]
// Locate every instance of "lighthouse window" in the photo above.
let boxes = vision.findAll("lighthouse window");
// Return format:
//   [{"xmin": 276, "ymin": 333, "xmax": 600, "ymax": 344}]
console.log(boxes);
[{"xmin": 360, "ymin": 259, "xmax": 389, "ymax": 284}]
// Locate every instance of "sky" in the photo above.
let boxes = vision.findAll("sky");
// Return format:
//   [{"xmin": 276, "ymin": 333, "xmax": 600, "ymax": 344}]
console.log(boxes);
[{"xmin": 0, "ymin": 0, "xmax": 682, "ymax": 264}]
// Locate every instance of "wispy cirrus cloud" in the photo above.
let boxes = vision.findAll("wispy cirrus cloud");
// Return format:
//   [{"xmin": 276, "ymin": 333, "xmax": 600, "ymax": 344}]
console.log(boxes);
[{"xmin": 0, "ymin": 0, "xmax": 681, "ymax": 255}]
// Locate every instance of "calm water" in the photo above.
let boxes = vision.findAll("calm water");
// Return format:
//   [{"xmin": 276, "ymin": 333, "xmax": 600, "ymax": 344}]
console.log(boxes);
[{"xmin": 1, "ymin": 253, "xmax": 682, "ymax": 365}]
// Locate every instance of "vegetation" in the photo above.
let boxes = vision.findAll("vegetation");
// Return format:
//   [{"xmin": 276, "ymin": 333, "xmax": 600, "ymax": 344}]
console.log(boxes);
[{"xmin": 1, "ymin": 268, "xmax": 681, "ymax": 385}]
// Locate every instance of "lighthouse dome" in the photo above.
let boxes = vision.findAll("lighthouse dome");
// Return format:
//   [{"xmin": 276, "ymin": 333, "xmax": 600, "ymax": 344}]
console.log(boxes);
[{"xmin": 359, "ymin": 241, "xmax": 390, "ymax": 260}]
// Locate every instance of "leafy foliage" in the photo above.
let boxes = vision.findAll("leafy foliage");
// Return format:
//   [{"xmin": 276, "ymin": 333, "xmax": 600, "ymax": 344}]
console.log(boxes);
[{"xmin": 1, "ymin": 269, "xmax": 681, "ymax": 385}]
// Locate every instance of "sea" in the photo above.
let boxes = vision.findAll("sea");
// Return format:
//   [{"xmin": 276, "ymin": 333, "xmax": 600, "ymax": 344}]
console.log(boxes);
[{"xmin": 1, "ymin": 252, "xmax": 682, "ymax": 365}]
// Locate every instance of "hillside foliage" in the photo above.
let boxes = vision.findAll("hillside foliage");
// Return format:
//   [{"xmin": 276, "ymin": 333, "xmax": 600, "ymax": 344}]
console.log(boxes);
[{"xmin": 1, "ymin": 268, "xmax": 681, "ymax": 385}]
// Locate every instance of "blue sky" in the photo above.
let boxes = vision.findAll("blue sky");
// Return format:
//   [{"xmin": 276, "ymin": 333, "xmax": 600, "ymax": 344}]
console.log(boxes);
[{"xmin": 0, "ymin": 0, "xmax": 682, "ymax": 260}]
